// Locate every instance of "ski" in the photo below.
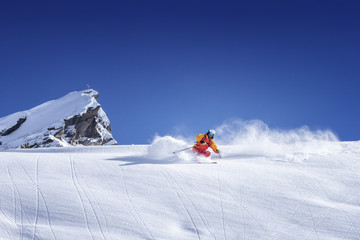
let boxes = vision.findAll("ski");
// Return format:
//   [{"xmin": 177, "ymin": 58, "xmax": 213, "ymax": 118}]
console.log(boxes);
[
  {"xmin": 194, "ymin": 152, "xmax": 218, "ymax": 164},
  {"xmin": 197, "ymin": 161, "xmax": 217, "ymax": 164}
]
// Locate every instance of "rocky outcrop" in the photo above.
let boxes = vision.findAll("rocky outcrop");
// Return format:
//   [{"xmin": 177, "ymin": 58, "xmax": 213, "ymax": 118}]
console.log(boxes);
[
  {"xmin": 60, "ymin": 106, "xmax": 114, "ymax": 146},
  {"xmin": 0, "ymin": 117, "xmax": 27, "ymax": 137}
]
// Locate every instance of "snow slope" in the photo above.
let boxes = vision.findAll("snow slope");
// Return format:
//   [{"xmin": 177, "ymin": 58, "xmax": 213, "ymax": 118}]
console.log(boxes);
[
  {"xmin": 0, "ymin": 132, "xmax": 359, "ymax": 240},
  {"xmin": 0, "ymin": 90, "xmax": 116, "ymax": 150}
]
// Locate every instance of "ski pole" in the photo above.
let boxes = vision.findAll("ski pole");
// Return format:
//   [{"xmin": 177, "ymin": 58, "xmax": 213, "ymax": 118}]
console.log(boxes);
[{"xmin": 173, "ymin": 146, "xmax": 193, "ymax": 154}]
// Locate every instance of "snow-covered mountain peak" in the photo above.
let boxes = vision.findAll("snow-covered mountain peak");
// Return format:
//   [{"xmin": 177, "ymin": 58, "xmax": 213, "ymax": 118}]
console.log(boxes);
[{"xmin": 0, "ymin": 89, "xmax": 117, "ymax": 150}]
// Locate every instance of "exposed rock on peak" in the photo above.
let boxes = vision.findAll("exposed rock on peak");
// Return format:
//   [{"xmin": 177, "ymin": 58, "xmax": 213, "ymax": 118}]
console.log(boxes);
[{"xmin": 0, "ymin": 117, "xmax": 27, "ymax": 137}]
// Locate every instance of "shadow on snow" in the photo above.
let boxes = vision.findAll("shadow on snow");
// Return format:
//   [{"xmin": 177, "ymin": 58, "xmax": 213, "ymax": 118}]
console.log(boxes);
[{"xmin": 105, "ymin": 155, "xmax": 185, "ymax": 166}]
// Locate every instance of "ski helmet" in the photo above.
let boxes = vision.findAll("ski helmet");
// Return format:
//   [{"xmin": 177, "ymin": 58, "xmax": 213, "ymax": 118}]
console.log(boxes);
[{"xmin": 207, "ymin": 129, "xmax": 216, "ymax": 139}]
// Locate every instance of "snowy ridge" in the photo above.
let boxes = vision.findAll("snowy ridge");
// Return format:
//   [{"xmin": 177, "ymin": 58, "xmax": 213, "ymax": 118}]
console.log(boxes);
[
  {"xmin": 0, "ymin": 89, "xmax": 117, "ymax": 150},
  {"xmin": 0, "ymin": 124, "xmax": 359, "ymax": 239}
]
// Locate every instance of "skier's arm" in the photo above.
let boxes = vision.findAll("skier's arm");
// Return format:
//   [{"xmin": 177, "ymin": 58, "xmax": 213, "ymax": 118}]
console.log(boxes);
[{"xmin": 210, "ymin": 141, "xmax": 218, "ymax": 152}]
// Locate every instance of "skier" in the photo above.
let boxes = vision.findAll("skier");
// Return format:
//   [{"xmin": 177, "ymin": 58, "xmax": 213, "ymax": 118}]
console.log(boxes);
[{"xmin": 193, "ymin": 129, "xmax": 220, "ymax": 157}]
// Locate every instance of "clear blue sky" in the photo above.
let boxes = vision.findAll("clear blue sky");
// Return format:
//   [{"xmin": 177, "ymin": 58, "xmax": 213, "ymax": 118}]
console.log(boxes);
[{"xmin": 1, "ymin": 0, "xmax": 359, "ymax": 144}]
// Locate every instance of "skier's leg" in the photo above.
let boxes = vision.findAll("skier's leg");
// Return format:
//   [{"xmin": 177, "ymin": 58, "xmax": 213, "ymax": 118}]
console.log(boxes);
[
  {"xmin": 198, "ymin": 149, "xmax": 211, "ymax": 157},
  {"xmin": 193, "ymin": 147, "xmax": 211, "ymax": 158},
  {"xmin": 204, "ymin": 150, "xmax": 211, "ymax": 157},
  {"xmin": 192, "ymin": 147, "xmax": 201, "ymax": 155}
]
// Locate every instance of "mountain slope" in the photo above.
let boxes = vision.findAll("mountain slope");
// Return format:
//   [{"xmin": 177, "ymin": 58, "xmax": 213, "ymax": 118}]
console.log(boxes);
[
  {"xmin": 0, "ymin": 90, "xmax": 117, "ymax": 150},
  {"xmin": 0, "ymin": 138, "xmax": 359, "ymax": 240}
]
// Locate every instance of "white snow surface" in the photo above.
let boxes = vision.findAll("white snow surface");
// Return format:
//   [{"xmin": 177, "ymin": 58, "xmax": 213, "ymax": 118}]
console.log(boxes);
[{"xmin": 0, "ymin": 130, "xmax": 359, "ymax": 239}]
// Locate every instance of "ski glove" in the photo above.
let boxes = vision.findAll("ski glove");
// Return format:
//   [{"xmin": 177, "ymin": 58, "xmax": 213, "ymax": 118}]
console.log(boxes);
[{"xmin": 216, "ymin": 149, "xmax": 220, "ymax": 154}]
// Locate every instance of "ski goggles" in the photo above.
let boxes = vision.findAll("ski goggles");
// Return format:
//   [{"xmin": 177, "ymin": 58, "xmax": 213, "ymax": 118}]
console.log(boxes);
[{"xmin": 208, "ymin": 132, "xmax": 214, "ymax": 138}]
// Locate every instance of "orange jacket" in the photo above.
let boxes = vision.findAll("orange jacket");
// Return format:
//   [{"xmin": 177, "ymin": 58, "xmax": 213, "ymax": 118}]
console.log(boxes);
[{"xmin": 193, "ymin": 134, "xmax": 218, "ymax": 152}]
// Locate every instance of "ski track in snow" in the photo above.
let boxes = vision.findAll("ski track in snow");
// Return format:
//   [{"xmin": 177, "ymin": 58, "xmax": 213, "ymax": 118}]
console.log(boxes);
[
  {"xmin": 170, "ymin": 168, "xmax": 217, "ymax": 240},
  {"xmin": 15, "ymin": 155, "xmax": 57, "ymax": 240},
  {"xmin": 317, "ymin": 179, "xmax": 359, "ymax": 240},
  {"xmin": 279, "ymin": 174, "xmax": 360, "ymax": 240},
  {"xmin": 0, "ymin": 154, "xmax": 42, "ymax": 240},
  {"xmin": 119, "ymin": 164, "xmax": 155, "ymax": 240},
  {"xmin": 293, "ymin": 180, "xmax": 320, "ymax": 240},
  {"xmin": 73, "ymin": 163, "xmax": 107, "ymax": 240},
  {"xmin": 0, "ymin": 201, "xmax": 14, "ymax": 240},
  {"xmin": 96, "ymin": 161, "xmax": 137, "ymax": 239},
  {"xmin": 76, "ymin": 162, "xmax": 111, "ymax": 240},
  {"xmin": 316, "ymin": 177, "xmax": 360, "ymax": 239},
  {"xmin": 223, "ymin": 182, "xmax": 271, "ymax": 239},
  {"xmin": 268, "ymin": 180, "xmax": 319, "ymax": 240},
  {"xmin": 160, "ymin": 168, "xmax": 201, "ymax": 240},
  {"xmin": 97, "ymin": 157, "xmax": 150, "ymax": 239},
  {"xmin": 69, "ymin": 153, "xmax": 96, "ymax": 240},
  {"xmin": 216, "ymin": 161, "xmax": 227, "ymax": 240},
  {"xmin": 32, "ymin": 154, "xmax": 40, "ymax": 240}
]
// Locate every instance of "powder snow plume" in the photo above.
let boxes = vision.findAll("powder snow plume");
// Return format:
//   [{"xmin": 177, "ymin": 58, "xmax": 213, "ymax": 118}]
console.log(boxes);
[
  {"xmin": 147, "ymin": 135, "xmax": 195, "ymax": 162},
  {"xmin": 214, "ymin": 119, "xmax": 340, "ymax": 159}
]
